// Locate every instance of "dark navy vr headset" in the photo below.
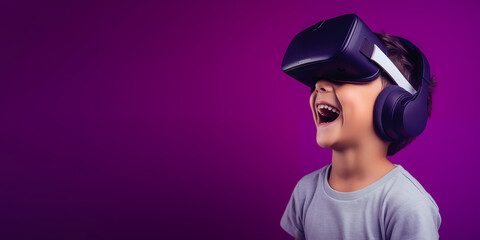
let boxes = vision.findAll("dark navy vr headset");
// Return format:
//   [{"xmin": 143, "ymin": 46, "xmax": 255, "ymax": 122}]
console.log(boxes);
[{"xmin": 281, "ymin": 13, "xmax": 431, "ymax": 152}]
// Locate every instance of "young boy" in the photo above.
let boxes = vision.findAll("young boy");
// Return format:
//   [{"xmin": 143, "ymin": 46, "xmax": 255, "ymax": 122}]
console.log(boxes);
[{"xmin": 280, "ymin": 32, "xmax": 441, "ymax": 239}]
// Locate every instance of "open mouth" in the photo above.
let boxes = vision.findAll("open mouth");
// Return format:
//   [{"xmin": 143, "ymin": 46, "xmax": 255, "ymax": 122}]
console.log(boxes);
[{"xmin": 316, "ymin": 104, "xmax": 341, "ymax": 124}]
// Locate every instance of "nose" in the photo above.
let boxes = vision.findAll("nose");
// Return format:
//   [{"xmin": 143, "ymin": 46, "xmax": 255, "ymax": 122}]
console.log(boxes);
[{"xmin": 314, "ymin": 80, "xmax": 334, "ymax": 93}]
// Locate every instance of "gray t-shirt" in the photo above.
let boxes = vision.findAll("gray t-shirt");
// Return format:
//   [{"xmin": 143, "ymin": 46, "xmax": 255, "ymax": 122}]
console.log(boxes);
[{"xmin": 280, "ymin": 163, "xmax": 441, "ymax": 240}]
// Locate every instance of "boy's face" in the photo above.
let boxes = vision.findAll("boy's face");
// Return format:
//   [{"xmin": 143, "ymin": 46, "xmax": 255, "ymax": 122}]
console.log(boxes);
[{"xmin": 309, "ymin": 76, "xmax": 387, "ymax": 150}]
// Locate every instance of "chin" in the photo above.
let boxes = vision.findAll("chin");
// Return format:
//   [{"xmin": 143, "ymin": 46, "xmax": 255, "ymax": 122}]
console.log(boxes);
[
  {"xmin": 315, "ymin": 126, "xmax": 342, "ymax": 147},
  {"xmin": 316, "ymin": 135, "xmax": 336, "ymax": 149}
]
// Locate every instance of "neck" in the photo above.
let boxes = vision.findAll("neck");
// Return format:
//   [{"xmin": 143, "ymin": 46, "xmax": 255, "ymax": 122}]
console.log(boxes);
[{"xmin": 328, "ymin": 140, "xmax": 395, "ymax": 192}]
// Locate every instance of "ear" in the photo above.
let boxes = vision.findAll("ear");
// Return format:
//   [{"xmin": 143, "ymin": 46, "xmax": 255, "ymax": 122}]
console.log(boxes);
[
  {"xmin": 373, "ymin": 85, "xmax": 411, "ymax": 141},
  {"xmin": 374, "ymin": 85, "xmax": 398, "ymax": 141}
]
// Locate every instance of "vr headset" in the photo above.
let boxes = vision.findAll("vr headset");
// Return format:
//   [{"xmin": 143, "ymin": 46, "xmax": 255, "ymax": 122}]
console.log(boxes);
[{"xmin": 281, "ymin": 13, "xmax": 431, "ymax": 154}]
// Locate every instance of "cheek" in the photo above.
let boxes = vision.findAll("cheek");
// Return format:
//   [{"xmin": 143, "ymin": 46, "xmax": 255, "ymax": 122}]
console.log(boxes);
[{"xmin": 340, "ymin": 91, "xmax": 377, "ymax": 127}]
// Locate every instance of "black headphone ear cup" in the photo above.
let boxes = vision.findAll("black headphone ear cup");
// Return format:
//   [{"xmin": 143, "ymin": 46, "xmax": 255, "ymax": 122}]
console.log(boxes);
[
  {"xmin": 373, "ymin": 85, "xmax": 411, "ymax": 142},
  {"xmin": 402, "ymin": 80, "xmax": 428, "ymax": 137}
]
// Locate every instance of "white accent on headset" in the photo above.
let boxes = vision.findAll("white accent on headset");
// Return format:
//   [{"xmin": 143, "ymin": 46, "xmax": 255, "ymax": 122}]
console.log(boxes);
[{"xmin": 371, "ymin": 44, "xmax": 417, "ymax": 95}]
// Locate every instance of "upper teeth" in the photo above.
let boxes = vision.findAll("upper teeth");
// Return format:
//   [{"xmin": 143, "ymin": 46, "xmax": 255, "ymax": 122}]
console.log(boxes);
[{"xmin": 317, "ymin": 104, "xmax": 340, "ymax": 114}]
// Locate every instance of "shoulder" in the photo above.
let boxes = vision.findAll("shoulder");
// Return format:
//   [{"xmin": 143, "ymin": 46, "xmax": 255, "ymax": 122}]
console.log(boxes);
[
  {"xmin": 294, "ymin": 164, "xmax": 328, "ymax": 192},
  {"xmin": 280, "ymin": 164, "xmax": 329, "ymax": 239},
  {"xmin": 290, "ymin": 164, "xmax": 329, "ymax": 201},
  {"xmin": 383, "ymin": 165, "xmax": 441, "ymax": 233},
  {"xmin": 385, "ymin": 165, "xmax": 439, "ymax": 211}
]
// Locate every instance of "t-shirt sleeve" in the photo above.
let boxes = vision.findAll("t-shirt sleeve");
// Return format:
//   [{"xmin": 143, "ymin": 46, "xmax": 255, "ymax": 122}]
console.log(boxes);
[
  {"xmin": 387, "ymin": 197, "xmax": 441, "ymax": 240},
  {"xmin": 280, "ymin": 182, "xmax": 306, "ymax": 240}
]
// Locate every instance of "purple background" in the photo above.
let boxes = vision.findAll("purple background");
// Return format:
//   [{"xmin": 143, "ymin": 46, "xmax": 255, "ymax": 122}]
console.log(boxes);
[{"xmin": 1, "ymin": 0, "xmax": 478, "ymax": 239}]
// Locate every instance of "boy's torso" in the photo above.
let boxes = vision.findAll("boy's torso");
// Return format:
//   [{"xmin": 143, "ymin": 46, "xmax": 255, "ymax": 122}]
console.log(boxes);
[{"xmin": 281, "ymin": 163, "xmax": 441, "ymax": 240}]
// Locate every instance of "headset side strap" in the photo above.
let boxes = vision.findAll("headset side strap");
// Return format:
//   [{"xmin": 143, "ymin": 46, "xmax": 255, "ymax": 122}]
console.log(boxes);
[{"xmin": 360, "ymin": 38, "xmax": 417, "ymax": 95}]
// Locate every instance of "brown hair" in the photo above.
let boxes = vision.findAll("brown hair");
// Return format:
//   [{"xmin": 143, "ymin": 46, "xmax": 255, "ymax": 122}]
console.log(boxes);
[{"xmin": 375, "ymin": 32, "xmax": 437, "ymax": 156}]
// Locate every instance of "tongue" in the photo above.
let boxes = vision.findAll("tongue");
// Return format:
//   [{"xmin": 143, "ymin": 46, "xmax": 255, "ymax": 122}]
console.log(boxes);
[{"xmin": 320, "ymin": 109, "xmax": 339, "ymax": 123}]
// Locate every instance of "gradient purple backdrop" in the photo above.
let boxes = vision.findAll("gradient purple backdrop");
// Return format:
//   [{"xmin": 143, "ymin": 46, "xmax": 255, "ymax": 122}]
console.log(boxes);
[{"xmin": 0, "ymin": 0, "xmax": 478, "ymax": 239}]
